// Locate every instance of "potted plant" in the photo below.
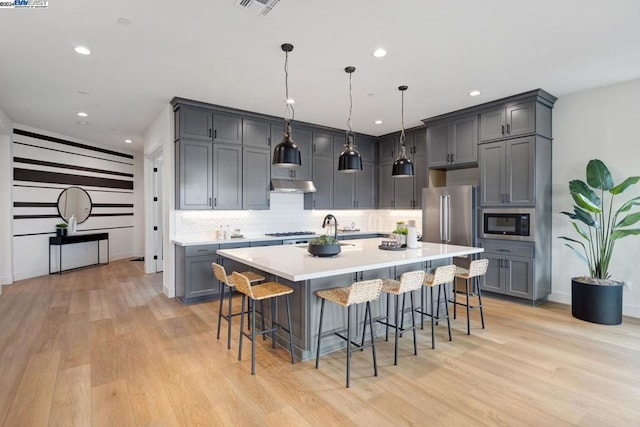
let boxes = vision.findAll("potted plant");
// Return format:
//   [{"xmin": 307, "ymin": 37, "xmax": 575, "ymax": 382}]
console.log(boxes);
[
  {"xmin": 393, "ymin": 221, "xmax": 408, "ymax": 246},
  {"xmin": 55, "ymin": 222, "xmax": 68, "ymax": 237},
  {"xmin": 559, "ymin": 159, "xmax": 640, "ymax": 325},
  {"xmin": 307, "ymin": 234, "xmax": 341, "ymax": 257}
]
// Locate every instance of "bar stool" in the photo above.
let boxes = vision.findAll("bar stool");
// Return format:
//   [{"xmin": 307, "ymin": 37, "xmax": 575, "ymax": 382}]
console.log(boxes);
[
  {"xmin": 211, "ymin": 263, "xmax": 265, "ymax": 350},
  {"xmin": 315, "ymin": 279, "xmax": 383, "ymax": 388},
  {"xmin": 376, "ymin": 270, "xmax": 425, "ymax": 365},
  {"xmin": 233, "ymin": 272, "xmax": 295, "ymax": 375},
  {"xmin": 451, "ymin": 259, "xmax": 488, "ymax": 335},
  {"xmin": 415, "ymin": 264, "xmax": 457, "ymax": 349}
]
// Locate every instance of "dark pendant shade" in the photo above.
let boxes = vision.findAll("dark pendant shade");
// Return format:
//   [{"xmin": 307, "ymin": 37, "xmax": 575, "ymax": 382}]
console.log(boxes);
[
  {"xmin": 272, "ymin": 126, "xmax": 301, "ymax": 167},
  {"xmin": 338, "ymin": 147, "xmax": 362, "ymax": 172},
  {"xmin": 392, "ymin": 156, "xmax": 414, "ymax": 177}
]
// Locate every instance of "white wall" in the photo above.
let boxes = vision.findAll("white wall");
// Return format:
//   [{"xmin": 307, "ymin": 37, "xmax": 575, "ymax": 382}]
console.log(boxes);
[
  {"xmin": 551, "ymin": 78, "xmax": 640, "ymax": 317},
  {"xmin": 0, "ymin": 108, "xmax": 13, "ymax": 290},
  {"xmin": 143, "ymin": 105, "xmax": 173, "ymax": 295},
  {"xmin": 11, "ymin": 125, "xmax": 140, "ymax": 280},
  {"xmin": 132, "ymin": 153, "xmax": 145, "ymax": 257}
]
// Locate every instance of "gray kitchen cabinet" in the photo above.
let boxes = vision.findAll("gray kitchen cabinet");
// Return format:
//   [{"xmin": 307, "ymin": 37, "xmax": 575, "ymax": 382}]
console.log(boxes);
[
  {"xmin": 243, "ymin": 118, "xmax": 271, "ymax": 148},
  {"xmin": 313, "ymin": 132, "xmax": 334, "ymax": 157},
  {"xmin": 213, "ymin": 144, "xmax": 242, "ymax": 210},
  {"xmin": 175, "ymin": 244, "xmax": 220, "ymax": 303},
  {"xmin": 178, "ymin": 107, "xmax": 213, "ymax": 141},
  {"xmin": 479, "ymin": 136, "xmax": 535, "ymax": 207},
  {"xmin": 478, "ymin": 239, "xmax": 542, "ymax": 302},
  {"xmin": 412, "ymin": 155, "xmax": 428, "ymax": 208},
  {"xmin": 409, "ymin": 129, "xmax": 427, "ymax": 158},
  {"xmin": 242, "ymin": 147, "xmax": 270, "ymax": 210},
  {"xmin": 176, "ymin": 108, "xmax": 243, "ymax": 144},
  {"xmin": 378, "ymin": 163, "xmax": 394, "ymax": 208},
  {"xmin": 271, "ymin": 123, "xmax": 313, "ymax": 181},
  {"xmin": 334, "ymin": 134, "xmax": 376, "ymax": 163},
  {"xmin": 332, "ymin": 161, "xmax": 375, "ymax": 209},
  {"xmin": 394, "ymin": 173, "xmax": 414, "ymax": 209},
  {"xmin": 213, "ymin": 113, "xmax": 242, "ymax": 144},
  {"xmin": 378, "ymin": 135, "xmax": 398, "ymax": 163},
  {"xmin": 304, "ymin": 156, "xmax": 334, "ymax": 209},
  {"xmin": 426, "ymin": 115, "xmax": 478, "ymax": 168},
  {"xmin": 479, "ymin": 101, "xmax": 535, "ymax": 143},
  {"xmin": 177, "ymin": 139, "xmax": 212, "ymax": 209}
]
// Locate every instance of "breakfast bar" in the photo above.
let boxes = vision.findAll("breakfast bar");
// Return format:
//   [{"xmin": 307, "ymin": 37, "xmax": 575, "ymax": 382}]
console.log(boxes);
[{"xmin": 217, "ymin": 238, "xmax": 483, "ymax": 360}]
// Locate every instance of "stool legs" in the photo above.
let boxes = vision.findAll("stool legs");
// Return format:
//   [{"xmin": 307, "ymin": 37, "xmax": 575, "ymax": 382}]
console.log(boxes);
[
  {"xmin": 367, "ymin": 302, "xmax": 378, "ymax": 378},
  {"xmin": 286, "ymin": 295, "xmax": 295, "ymax": 365},
  {"xmin": 346, "ymin": 305, "xmax": 352, "ymax": 388},
  {"xmin": 315, "ymin": 298, "xmax": 325, "ymax": 369},
  {"xmin": 465, "ymin": 278, "xmax": 471, "ymax": 335},
  {"xmin": 416, "ymin": 284, "xmax": 452, "ymax": 349},
  {"xmin": 478, "ymin": 276, "xmax": 486, "ymax": 329}
]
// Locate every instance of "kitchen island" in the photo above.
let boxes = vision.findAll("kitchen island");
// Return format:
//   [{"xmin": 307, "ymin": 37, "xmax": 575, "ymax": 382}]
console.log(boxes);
[{"xmin": 217, "ymin": 238, "xmax": 483, "ymax": 361}]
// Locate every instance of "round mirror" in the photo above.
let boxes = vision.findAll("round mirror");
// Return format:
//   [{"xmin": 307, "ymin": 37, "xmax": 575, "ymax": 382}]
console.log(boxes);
[{"xmin": 57, "ymin": 187, "xmax": 92, "ymax": 224}]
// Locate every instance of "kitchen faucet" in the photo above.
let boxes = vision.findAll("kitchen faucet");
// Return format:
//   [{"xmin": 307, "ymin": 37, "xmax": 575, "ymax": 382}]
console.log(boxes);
[{"xmin": 321, "ymin": 214, "xmax": 338, "ymax": 240}]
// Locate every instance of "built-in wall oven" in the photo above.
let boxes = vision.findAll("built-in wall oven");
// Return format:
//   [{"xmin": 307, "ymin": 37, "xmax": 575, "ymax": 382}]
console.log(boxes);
[{"xmin": 480, "ymin": 208, "xmax": 535, "ymax": 241}]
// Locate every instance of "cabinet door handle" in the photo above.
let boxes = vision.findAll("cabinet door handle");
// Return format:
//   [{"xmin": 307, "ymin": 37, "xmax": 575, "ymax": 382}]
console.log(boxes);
[
  {"xmin": 213, "ymin": 129, "xmax": 217, "ymax": 139},
  {"xmin": 501, "ymin": 125, "xmax": 505, "ymax": 135},
  {"xmin": 214, "ymin": 197, "xmax": 217, "ymax": 207},
  {"xmin": 450, "ymin": 153, "xmax": 454, "ymax": 163},
  {"xmin": 506, "ymin": 123, "xmax": 511, "ymax": 134},
  {"xmin": 209, "ymin": 129, "xmax": 212, "ymax": 138},
  {"xmin": 208, "ymin": 197, "xmax": 212, "ymax": 206},
  {"xmin": 313, "ymin": 144, "xmax": 316, "ymax": 152},
  {"xmin": 498, "ymin": 249, "xmax": 510, "ymax": 252}
]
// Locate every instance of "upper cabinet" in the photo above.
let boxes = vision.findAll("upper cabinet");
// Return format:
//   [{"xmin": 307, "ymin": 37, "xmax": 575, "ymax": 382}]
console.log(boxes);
[
  {"xmin": 175, "ymin": 106, "xmax": 243, "ymax": 144},
  {"xmin": 313, "ymin": 131, "xmax": 334, "ymax": 157},
  {"xmin": 479, "ymin": 101, "xmax": 535, "ymax": 143},
  {"xmin": 426, "ymin": 115, "xmax": 478, "ymax": 168},
  {"xmin": 243, "ymin": 119, "xmax": 271, "ymax": 148},
  {"xmin": 270, "ymin": 123, "xmax": 313, "ymax": 181}
]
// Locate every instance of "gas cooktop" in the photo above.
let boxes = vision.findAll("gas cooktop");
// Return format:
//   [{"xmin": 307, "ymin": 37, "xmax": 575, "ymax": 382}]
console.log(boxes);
[{"xmin": 265, "ymin": 231, "xmax": 316, "ymax": 237}]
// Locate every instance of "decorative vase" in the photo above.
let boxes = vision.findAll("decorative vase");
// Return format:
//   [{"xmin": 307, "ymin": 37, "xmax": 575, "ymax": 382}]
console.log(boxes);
[{"xmin": 571, "ymin": 278, "xmax": 623, "ymax": 325}]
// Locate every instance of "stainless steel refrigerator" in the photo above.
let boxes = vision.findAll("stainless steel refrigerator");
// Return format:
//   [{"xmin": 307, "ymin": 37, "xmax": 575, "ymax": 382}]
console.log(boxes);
[{"xmin": 421, "ymin": 185, "xmax": 477, "ymax": 246}]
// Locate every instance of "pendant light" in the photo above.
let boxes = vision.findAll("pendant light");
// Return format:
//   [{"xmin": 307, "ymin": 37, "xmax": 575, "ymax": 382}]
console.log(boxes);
[
  {"xmin": 338, "ymin": 66, "xmax": 362, "ymax": 173},
  {"xmin": 272, "ymin": 43, "xmax": 302, "ymax": 168},
  {"xmin": 392, "ymin": 85, "xmax": 414, "ymax": 178}
]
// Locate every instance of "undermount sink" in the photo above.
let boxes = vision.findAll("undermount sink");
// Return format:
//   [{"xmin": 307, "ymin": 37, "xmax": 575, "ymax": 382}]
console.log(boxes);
[{"xmin": 339, "ymin": 243, "xmax": 355, "ymax": 246}]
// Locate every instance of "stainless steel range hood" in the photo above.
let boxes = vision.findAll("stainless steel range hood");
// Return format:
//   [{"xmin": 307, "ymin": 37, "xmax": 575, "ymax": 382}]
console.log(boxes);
[{"xmin": 270, "ymin": 179, "xmax": 317, "ymax": 193}]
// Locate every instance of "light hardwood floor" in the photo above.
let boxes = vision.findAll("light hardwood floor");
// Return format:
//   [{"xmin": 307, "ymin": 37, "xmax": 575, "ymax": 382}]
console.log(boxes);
[{"xmin": 1, "ymin": 260, "xmax": 639, "ymax": 426}]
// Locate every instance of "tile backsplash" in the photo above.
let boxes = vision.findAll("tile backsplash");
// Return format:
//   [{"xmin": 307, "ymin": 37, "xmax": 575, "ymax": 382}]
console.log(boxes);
[{"xmin": 173, "ymin": 193, "xmax": 422, "ymax": 239}]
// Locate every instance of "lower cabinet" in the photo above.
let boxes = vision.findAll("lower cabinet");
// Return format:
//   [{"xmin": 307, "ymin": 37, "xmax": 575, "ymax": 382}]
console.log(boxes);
[
  {"xmin": 479, "ymin": 239, "xmax": 541, "ymax": 302},
  {"xmin": 175, "ymin": 244, "xmax": 220, "ymax": 303}
]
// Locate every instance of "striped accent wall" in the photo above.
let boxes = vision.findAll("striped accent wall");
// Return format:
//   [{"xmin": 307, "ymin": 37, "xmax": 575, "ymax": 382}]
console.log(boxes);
[{"xmin": 12, "ymin": 128, "xmax": 136, "ymax": 278}]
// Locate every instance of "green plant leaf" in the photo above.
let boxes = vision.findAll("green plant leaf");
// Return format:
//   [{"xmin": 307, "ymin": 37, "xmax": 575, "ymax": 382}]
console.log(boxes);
[
  {"xmin": 610, "ymin": 176, "xmax": 640, "ymax": 195},
  {"xmin": 618, "ymin": 196, "xmax": 640, "ymax": 213},
  {"xmin": 560, "ymin": 211, "xmax": 578, "ymax": 220},
  {"xmin": 562, "ymin": 243, "xmax": 589, "ymax": 265},
  {"xmin": 611, "ymin": 229, "xmax": 640, "ymax": 240},
  {"xmin": 616, "ymin": 212, "xmax": 640, "ymax": 228},
  {"xmin": 569, "ymin": 180, "xmax": 601, "ymax": 212},
  {"xmin": 586, "ymin": 159, "xmax": 614, "ymax": 190},
  {"xmin": 571, "ymin": 222, "xmax": 590, "ymax": 241},
  {"xmin": 573, "ymin": 206, "xmax": 599, "ymax": 228}
]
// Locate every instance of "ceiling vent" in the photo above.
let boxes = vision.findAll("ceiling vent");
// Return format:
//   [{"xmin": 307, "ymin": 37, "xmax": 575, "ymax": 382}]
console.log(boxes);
[{"xmin": 235, "ymin": 0, "xmax": 280, "ymax": 16}]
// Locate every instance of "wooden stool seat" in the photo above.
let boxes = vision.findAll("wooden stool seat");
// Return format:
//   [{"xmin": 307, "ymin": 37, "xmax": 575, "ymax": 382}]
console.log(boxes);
[
  {"xmin": 316, "ymin": 279, "xmax": 383, "ymax": 388},
  {"xmin": 377, "ymin": 270, "xmax": 425, "ymax": 365},
  {"xmin": 212, "ymin": 263, "xmax": 265, "ymax": 350},
  {"xmin": 452, "ymin": 259, "xmax": 488, "ymax": 335},
  {"xmin": 233, "ymin": 272, "xmax": 295, "ymax": 375}
]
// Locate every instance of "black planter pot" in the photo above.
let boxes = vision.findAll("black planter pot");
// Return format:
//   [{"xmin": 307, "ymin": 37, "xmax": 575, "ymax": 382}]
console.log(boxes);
[
  {"xmin": 307, "ymin": 243, "xmax": 341, "ymax": 257},
  {"xmin": 56, "ymin": 228, "xmax": 68, "ymax": 237},
  {"xmin": 571, "ymin": 278, "xmax": 623, "ymax": 325}
]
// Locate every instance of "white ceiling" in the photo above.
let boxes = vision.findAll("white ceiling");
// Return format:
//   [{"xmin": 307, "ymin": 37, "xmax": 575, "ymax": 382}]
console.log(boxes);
[{"xmin": 1, "ymin": 0, "xmax": 639, "ymax": 151}]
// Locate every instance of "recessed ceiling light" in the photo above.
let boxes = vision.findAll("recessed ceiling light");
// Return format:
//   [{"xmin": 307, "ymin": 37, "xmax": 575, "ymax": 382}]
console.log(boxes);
[
  {"xmin": 468, "ymin": 90, "xmax": 481, "ymax": 97},
  {"xmin": 285, "ymin": 98, "xmax": 295, "ymax": 104},
  {"xmin": 374, "ymin": 120, "xmax": 383, "ymax": 125},
  {"xmin": 372, "ymin": 48, "xmax": 387, "ymax": 58},
  {"xmin": 77, "ymin": 112, "xmax": 88, "ymax": 117},
  {"xmin": 367, "ymin": 93, "xmax": 375, "ymax": 97},
  {"xmin": 78, "ymin": 90, "xmax": 89, "ymax": 95},
  {"xmin": 117, "ymin": 17, "xmax": 132, "ymax": 26},
  {"xmin": 74, "ymin": 46, "xmax": 92, "ymax": 55},
  {"xmin": 77, "ymin": 121, "xmax": 89, "ymax": 125},
  {"xmin": 124, "ymin": 139, "xmax": 133, "ymax": 144}
]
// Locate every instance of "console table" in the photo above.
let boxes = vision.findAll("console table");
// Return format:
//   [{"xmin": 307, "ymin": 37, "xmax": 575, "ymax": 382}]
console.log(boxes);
[{"xmin": 49, "ymin": 232, "xmax": 109, "ymax": 274}]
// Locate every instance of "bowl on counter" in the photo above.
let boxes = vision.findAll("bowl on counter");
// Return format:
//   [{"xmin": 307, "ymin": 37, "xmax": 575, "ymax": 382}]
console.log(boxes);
[{"xmin": 307, "ymin": 243, "xmax": 341, "ymax": 257}]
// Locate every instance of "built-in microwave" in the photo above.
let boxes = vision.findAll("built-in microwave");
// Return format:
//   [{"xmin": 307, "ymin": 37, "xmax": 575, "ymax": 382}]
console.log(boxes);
[{"xmin": 480, "ymin": 208, "xmax": 535, "ymax": 241}]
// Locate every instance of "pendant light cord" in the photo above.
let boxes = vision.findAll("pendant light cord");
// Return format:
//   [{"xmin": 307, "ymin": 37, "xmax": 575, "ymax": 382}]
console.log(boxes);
[
  {"xmin": 400, "ymin": 89, "xmax": 406, "ymax": 148},
  {"xmin": 284, "ymin": 49, "xmax": 295, "ymax": 124},
  {"xmin": 347, "ymin": 71, "xmax": 353, "ymax": 134}
]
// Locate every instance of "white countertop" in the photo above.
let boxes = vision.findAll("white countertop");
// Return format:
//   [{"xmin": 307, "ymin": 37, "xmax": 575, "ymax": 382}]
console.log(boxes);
[
  {"xmin": 171, "ymin": 230, "xmax": 385, "ymax": 246},
  {"xmin": 217, "ymin": 238, "xmax": 483, "ymax": 281}
]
